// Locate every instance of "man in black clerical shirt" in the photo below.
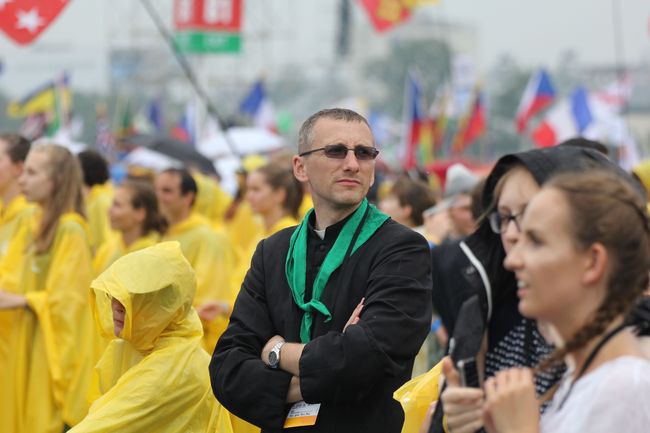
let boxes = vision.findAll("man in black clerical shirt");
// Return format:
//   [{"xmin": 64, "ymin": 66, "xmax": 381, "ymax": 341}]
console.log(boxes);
[{"xmin": 210, "ymin": 108, "xmax": 432, "ymax": 433}]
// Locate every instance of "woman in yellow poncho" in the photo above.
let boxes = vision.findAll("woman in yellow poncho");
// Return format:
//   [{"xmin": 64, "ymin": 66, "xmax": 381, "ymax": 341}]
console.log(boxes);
[
  {"xmin": 93, "ymin": 179, "xmax": 164, "ymax": 275},
  {"xmin": 0, "ymin": 133, "xmax": 34, "ymax": 433},
  {"xmin": 202, "ymin": 162, "xmax": 304, "ymax": 327},
  {"xmin": 0, "ymin": 144, "xmax": 95, "ymax": 432},
  {"xmin": 70, "ymin": 241, "xmax": 221, "ymax": 433},
  {"xmin": 78, "ymin": 150, "xmax": 115, "ymax": 253}
]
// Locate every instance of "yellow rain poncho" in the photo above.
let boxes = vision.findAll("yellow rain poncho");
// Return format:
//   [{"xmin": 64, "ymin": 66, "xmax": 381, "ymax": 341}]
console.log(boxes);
[
  {"xmin": 0, "ymin": 195, "xmax": 34, "ymax": 260},
  {"xmin": 0, "ymin": 196, "xmax": 35, "ymax": 433},
  {"xmin": 393, "ymin": 360, "xmax": 444, "ymax": 433},
  {"xmin": 193, "ymin": 171, "xmax": 232, "ymax": 230},
  {"xmin": 70, "ymin": 242, "xmax": 219, "ymax": 433},
  {"xmin": 85, "ymin": 182, "xmax": 115, "ymax": 252},
  {"xmin": 225, "ymin": 201, "xmax": 263, "ymax": 259},
  {"xmin": 230, "ymin": 215, "xmax": 298, "ymax": 297},
  {"xmin": 163, "ymin": 214, "xmax": 237, "ymax": 351},
  {"xmin": 5, "ymin": 212, "xmax": 95, "ymax": 433},
  {"xmin": 93, "ymin": 231, "xmax": 160, "ymax": 276}
]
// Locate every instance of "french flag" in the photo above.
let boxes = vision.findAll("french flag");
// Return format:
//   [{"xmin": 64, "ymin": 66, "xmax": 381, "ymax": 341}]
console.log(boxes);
[
  {"xmin": 239, "ymin": 80, "xmax": 277, "ymax": 132},
  {"xmin": 532, "ymin": 87, "xmax": 593, "ymax": 148},
  {"xmin": 515, "ymin": 69, "xmax": 555, "ymax": 133}
]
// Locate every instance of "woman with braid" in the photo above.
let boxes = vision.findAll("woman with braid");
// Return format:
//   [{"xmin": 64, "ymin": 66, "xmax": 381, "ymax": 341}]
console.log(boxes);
[{"xmin": 484, "ymin": 171, "xmax": 650, "ymax": 433}]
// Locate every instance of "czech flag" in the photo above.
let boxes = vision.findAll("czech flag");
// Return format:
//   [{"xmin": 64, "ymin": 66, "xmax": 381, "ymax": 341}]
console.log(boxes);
[
  {"xmin": 532, "ymin": 86, "xmax": 593, "ymax": 148},
  {"xmin": 515, "ymin": 68, "xmax": 555, "ymax": 133},
  {"xmin": 402, "ymin": 71, "xmax": 432, "ymax": 169}
]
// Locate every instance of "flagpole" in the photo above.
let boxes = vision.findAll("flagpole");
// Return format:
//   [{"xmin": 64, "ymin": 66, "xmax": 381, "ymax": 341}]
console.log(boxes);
[{"xmin": 139, "ymin": 0, "xmax": 240, "ymax": 157}]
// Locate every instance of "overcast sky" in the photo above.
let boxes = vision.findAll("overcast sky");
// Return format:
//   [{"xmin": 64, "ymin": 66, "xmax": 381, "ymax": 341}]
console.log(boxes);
[
  {"xmin": 438, "ymin": 0, "xmax": 650, "ymax": 69},
  {"xmin": 0, "ymin": 0, "xmax": 649, "ymax": 97}
]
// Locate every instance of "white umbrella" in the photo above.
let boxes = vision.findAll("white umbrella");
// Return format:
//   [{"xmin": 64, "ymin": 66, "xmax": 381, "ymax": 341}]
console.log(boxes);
[{"xmin": 197, "ymin": 126, "xmax": 285, "ymax": 159}]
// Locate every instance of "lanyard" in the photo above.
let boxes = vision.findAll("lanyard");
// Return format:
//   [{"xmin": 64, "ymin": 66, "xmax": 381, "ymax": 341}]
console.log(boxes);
[{"xmin": 557, "ymin": 323, "xmax": 628, "ymax": 410}]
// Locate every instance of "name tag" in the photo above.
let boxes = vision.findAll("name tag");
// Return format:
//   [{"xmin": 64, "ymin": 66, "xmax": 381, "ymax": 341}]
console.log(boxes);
[{"xmin": 284, "ymin": 401, "xmax": 321, "ymax": 428}]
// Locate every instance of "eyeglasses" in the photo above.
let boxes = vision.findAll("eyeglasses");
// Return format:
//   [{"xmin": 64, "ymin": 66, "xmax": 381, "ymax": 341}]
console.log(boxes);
[
  {"xmin": 299, "ymin": 144, "xmax": 379, "ymax": 161},
  {"xmin": 488, "ymin": 211, "xmax": 524, "ymax": 234}
]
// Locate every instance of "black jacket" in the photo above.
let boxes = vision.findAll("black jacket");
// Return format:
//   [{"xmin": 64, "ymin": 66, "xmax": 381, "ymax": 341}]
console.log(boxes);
[{"xmin": 210, "ymin": 218, "xmax": 432, "ymax": 433}]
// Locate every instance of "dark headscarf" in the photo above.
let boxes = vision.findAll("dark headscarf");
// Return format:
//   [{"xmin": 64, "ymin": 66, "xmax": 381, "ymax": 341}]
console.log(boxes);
[{"xmin": 464, "ymin": 145, "xmax": 636, "ymax": 323}]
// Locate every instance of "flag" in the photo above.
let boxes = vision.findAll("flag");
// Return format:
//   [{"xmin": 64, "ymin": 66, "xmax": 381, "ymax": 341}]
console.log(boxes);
[
  {"xmin": 429, "ymin": 85, "xmax": 450, "ymax": 158},
  {"xmin": 115, "ymin": 99, "xmax": 136, "ymax": 138},
  {"xmin": 45, "ymin": 80, "xmax": 63, "ymax": 137},
  {"xmin": 451, "ymin": 90, "xmax": 485, "ymax": 155},
  {"xmin": 594, "ymin": 75, "xmax": 631, "ymax": 113},
  {"xmin": 515, "ymin": 68, "xmax": 555, "ymax": 132},
  {"xmin": 0, "ymin": 0, "xmax": 72, "ymax": 46},
  {"xmin": 359, "ymin": 0, "xmax": 438, "ymax": 32},
  {"xmin": 532, "ymin": 86, "xmax": 593, "ymax": 148},
  {"xmin": 7, "ymin": 72, "xmax": 71, "ymax": 118},
  {"xmin": 359, "ymin": 0, "xmax": 411, "ymax": 32},
  {"xmin": 401, "ymin": 71, "xmax": 432, "ymax": 169},
  {"xmin": 147, "ymin": 98, "xmax": 164, "ymax": 132},
  {"xmin": 171, "ymin": 102, "xmax": 198, "ymax": 145},
  {"xmin": 239, "ymin": 80, "xmax": 277, "ymax": 132}
]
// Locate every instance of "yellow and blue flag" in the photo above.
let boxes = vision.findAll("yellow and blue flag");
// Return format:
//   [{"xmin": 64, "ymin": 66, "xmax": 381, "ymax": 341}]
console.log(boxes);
[{"xmin": 7, "ymin": 73, "xmax": 71, "ymax": 118}]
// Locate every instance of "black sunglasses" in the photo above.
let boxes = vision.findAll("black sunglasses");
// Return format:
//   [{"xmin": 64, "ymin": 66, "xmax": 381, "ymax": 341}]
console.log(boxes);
[{"xmin": 299, "ymin": 144, "xmax": 379, "ymax": 161}]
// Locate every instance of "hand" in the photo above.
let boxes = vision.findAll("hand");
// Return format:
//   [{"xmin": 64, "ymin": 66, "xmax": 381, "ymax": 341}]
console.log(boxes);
[
  {"xmin": 344, "ymin": 297, "xmax": 364, "ymax": 332},
  {"xmin": 286, "ymin": 376, "xmax": 303, "ymax": 403},
  {"xmin": 483, "ymin": 368, "xmax": 539, "ymax": 433},
  {"xmin": 261, "ymin": 335, "xmax": 285, "ymax": 366},
  {"xmin": 0, "ymin": 290, "xmax": 27, "ymax": 310},
  {"xmin": 196, "ymin": 301, "xmax": 229, "ymax": 322},
  {"xmin": 440, "ymin": 357, "xmax": 485, "ymax": 433}
]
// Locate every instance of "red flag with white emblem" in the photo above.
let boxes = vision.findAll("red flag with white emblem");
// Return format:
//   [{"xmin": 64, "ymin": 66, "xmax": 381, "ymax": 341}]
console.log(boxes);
[{"xmin": 0, "ymin": 0, "xmax": 71, "ymax": 45}]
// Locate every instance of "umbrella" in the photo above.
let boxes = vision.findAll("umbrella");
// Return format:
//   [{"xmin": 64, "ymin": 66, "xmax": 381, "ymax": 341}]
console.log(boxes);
[
  {"xmin": 124, "ymin": 134, "xmax": 217, "ymax": 175},
  {"xmin": 197, "ymin": 126, "xmax": 285, "ymax": 159}
]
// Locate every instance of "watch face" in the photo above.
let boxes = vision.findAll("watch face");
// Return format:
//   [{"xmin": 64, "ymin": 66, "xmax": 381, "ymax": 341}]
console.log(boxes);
[{"xmin": 269, "ymin": 351, "xmax": 278, "ymax": 366}]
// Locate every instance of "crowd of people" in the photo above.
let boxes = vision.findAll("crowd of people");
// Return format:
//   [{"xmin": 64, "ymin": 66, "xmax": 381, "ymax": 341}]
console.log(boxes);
[{"xmin": 0, "ymin": 109, "xmax": 649, "ymax": 433}]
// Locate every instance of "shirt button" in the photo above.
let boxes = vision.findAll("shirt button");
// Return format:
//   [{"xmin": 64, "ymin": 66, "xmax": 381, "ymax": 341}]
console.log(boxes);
[{"xmin": 319, "ymin": 245, "xmax": 326, "ymax": 251}]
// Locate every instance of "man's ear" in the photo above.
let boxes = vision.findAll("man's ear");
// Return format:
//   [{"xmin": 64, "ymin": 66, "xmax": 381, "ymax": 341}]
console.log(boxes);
[
  {"xmin": 581, "ymin": 242, "xmax": 608, "ymax": 286},
  {"xmin": 293, "ymin": 155, "xmax": 308, "ymax": 183}
]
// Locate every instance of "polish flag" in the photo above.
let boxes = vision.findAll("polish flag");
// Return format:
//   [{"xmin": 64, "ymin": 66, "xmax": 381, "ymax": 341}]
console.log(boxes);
[
  {"xmin": 532, "ymin": 87, "xmax": 592, "ymax": 148},
  {"xmin": 515, "ymin": 69, "xmax": 555, "ymax": 133}
]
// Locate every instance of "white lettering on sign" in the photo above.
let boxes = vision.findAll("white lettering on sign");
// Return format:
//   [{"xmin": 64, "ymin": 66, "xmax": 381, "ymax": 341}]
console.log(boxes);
[
  {"xmin": 177, "ymin": 0, "xmax": 193, "ymax": 23},
  {"xmin": 204, "ymin": 0, "xmax": 233, "ymax": 25}
]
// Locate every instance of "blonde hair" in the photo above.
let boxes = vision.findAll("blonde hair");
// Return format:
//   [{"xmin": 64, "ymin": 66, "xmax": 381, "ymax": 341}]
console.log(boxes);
[{"xmin": 32, "ymin": 144, "xmax": 85, "ymax": 253}]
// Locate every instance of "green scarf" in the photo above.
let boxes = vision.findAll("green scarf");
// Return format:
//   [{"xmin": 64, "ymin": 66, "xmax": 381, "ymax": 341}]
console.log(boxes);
[{"xmin": 285, "ymin": 198, "xmax": 389, "ymax": 343}]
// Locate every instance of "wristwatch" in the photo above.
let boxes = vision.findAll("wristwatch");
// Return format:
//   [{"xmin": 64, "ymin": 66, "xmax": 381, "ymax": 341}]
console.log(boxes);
[{"xmin": 268, "ymin": 341, "xmax": 285, "ymax": 369}]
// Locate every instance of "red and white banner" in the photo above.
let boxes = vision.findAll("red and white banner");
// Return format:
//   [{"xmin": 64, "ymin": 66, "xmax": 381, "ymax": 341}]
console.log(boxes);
[
  {"xmin": 174, "ymin": 0, "xmax": 242, "ymax": 32},
  {"xmin": 0, "ymin": 0, "xmax": 71, "ymax": 45}
]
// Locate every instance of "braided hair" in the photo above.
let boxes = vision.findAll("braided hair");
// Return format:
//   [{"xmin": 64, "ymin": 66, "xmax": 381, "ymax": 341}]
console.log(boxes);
[{"xmin": 536, "ymin": 170, "xmax": 650, "ymax": 373}]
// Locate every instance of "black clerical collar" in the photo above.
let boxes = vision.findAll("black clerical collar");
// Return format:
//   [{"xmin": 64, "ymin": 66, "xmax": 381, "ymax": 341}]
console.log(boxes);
[{"xmin": 307, "ymin": 207, "xmax": 358, "ymax": 243}]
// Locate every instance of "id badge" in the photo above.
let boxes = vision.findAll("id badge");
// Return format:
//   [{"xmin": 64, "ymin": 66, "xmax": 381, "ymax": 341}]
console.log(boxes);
[{"xmin": 284, "ymin": 401, "xmax": 321, "ymax": 428}]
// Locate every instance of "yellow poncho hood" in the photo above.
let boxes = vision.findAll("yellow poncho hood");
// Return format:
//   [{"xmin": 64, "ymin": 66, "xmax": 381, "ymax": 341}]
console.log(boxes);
[
  {"xmin": 91, "ymin": 241, "xmax": 200, "ymax": 353},
  {"xmin": 73, "ymin": 242, "xmax": 220, "ymax": 433}
]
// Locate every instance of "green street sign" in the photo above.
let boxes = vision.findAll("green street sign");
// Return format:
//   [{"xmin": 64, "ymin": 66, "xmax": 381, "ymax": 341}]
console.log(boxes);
[{"xmin": 174, "ymin": 31, "xmax": 241, "ymax": 54}]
